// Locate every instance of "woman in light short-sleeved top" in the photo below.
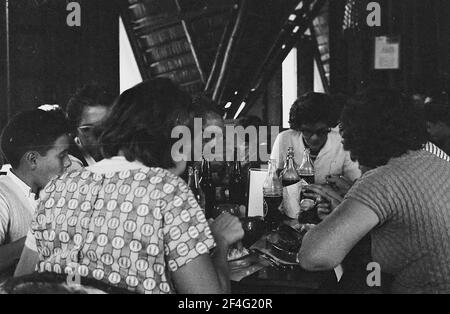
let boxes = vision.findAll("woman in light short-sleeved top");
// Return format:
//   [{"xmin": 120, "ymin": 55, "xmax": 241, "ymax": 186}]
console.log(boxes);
[{"xmin": 14, "ymin": 79, "xmax": 244, "ymax": 294}]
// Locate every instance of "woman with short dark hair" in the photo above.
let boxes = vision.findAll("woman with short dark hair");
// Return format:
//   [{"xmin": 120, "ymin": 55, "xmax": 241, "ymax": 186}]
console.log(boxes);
[
  {"xmin": 299, "ymin": 88, "xmax": 450, "ymax": 293},
  {"xmin": 15, "ymin": 78, "xmax": 244, "ymax": 294}
]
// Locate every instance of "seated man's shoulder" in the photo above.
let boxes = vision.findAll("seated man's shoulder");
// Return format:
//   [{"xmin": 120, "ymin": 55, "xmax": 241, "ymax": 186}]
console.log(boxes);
[
  {"xmin": 0, "ymin": 179, "xmax": 11, "ymax": 204},
  {"xmin": 0, "ymin": 176, "xmax": 18, "ymax": 194},
  {"xmin": 279, "ymin": 129, "xmax": 300, "ymax": 138},
  {"xmin": 328, "ymin": 129, "xmax": 344, "ymax": 141},
  {"xmin": 0, "ymin": 175, "xmax": 9, "ymax": 185},
  {"xmin": 275, "ymin": 129, "xmax": 302, "ymax": 146}
]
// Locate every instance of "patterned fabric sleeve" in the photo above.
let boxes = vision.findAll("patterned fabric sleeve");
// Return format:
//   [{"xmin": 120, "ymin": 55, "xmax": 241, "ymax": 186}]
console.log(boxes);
[
  {"xmin": 162, "ymin": 178, "xmax": 216, "ymax": 273},
  {"xmin": 29, "ymin": 177, "xmax": 57, "ymax": 256},
  {"xmin": 344, "ymin": 169, "xmax": 396, "ymax": 225}
]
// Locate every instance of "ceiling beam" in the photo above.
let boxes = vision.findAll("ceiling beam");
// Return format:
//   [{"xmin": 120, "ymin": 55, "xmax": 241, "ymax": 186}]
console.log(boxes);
[{"xmin": 228, "ymin": 0, "xmax": 328, "ymax": 118}]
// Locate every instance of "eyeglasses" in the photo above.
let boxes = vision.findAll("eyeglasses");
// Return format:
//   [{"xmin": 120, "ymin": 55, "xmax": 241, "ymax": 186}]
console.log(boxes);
[
  {"xmin": 300, "ymin": 128, "xmax": 331, "ymax": 139},
  {"xmin": 77, "ymin": 125, "xmax": 95, "ymax": 134}
]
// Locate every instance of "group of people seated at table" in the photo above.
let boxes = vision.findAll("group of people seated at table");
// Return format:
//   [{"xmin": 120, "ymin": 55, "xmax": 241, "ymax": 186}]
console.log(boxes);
[{"xmin": 0, "ymin": 77, "xmax": 449, "ymax": 294}]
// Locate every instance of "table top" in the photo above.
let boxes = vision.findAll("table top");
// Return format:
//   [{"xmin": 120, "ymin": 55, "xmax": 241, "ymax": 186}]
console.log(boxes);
[
  {"xmin": 230, "ymin": 226, "xmax": 338, "ymax": 294},
  {"xmin": 231, "ymin": 265, "xmax": 337, "ymax": 294}
]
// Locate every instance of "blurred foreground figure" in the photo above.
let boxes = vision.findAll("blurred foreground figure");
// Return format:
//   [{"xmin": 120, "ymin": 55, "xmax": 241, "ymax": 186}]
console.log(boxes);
[{"xmin": 299, "ymin": 88, "xmax": 450, "ymax": 294}]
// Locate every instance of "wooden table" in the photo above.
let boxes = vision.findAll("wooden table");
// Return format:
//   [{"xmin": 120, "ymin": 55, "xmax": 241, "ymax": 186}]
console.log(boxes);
[
  {"xmin": 231, "ymin": 265, "xmax": 338, "ymax": 294},
  {"xmin": 230, "ymin": 230, "xmax": 339, "ymax": 294}
]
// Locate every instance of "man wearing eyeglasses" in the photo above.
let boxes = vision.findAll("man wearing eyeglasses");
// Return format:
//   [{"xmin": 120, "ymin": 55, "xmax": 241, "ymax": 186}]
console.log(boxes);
[
  {"xmin": 271, "ymin": 92, "xmax": 361, "ymax": 186},
  {"xmin": 65, "ymin": 84, "xmax": 114, "ymax": 169}
]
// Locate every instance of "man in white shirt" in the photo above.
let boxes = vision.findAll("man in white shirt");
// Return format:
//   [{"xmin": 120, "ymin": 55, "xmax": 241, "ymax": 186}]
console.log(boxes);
[
  {"xmin": 271, "ymin": 92, "xmax": 361, "ymax": 184},
  {"xmin": 0, "ymin": 109, "xmax": 72, "ymax": 278}
]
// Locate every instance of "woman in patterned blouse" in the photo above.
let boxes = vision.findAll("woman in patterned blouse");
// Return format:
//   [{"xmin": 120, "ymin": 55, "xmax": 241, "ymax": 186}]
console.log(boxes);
[{"xmin": 14, "ymin": 78, "xmax": 244, "ymax": 294}]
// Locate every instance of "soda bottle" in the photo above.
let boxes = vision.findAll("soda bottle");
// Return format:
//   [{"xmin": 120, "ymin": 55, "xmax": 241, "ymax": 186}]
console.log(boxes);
[
  {"xmin": 187, "ymin": 166, "xmax": 205, "ymax": 208},
  {"xmin": 200, "ymin": 157, "xmax": 215, "ymax": 219},
  {"xmin": 298, "ymin": 148, "xmax": 315, "ymax": 184},
  {"xmin": 280, "ymin": 147, "xmax": 300, "ymax": 187},
  {"xmin": 229, "ymin": 161, "xmax": 244, "ymax": 204},
  {"xmin": 263, "ymin": 159, "xmax": 284, "ymax": 229},
  {"xmin": 187, "ymin": 166, "xmax": 197, "ymax": 195},
  {"xmin": 297, "ymin": 149, "xmax": 320, "ymax": 224}
]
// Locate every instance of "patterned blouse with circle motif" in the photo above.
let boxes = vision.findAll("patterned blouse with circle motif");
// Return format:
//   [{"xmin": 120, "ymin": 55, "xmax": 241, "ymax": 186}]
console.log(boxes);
[{"xmin": 30, "ymin": 159, "xmax": 215, "ymax": 294}]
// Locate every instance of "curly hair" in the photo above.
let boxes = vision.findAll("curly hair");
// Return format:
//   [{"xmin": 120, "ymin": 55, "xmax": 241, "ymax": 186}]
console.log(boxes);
[
  {"xmin": 340, "ymin": 88, "xmax": 428, "ymax": 169},
  {"xmin": 289, "ymin": 92, "xmax": 339, "ymax": 131}
]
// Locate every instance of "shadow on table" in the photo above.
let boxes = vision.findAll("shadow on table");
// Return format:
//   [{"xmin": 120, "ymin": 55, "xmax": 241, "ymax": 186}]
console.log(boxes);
[
  {"xmin": 332, "ymin": 235, "xmax": 394, "ymax": 294},
  {"xmin": 231, "ymin": 234, "xmax": 394, "ymax": 294}
]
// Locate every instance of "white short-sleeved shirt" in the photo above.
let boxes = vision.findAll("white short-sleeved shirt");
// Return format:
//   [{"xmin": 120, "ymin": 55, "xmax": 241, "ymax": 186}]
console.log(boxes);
[
  {"xmin": 270, "ymin": 129, "xmax": 361, "ymax": 184},
  {"xmin": 0, "ymin": 166, "xmax": 37, "ymax": 244}
]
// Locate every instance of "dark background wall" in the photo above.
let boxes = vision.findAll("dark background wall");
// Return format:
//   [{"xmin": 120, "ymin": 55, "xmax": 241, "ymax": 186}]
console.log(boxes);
[
  {"xmin": 330, "ymin": 0, "xmax": 450, "ymax": 96},
  {"xmin": 3, "ymin": 0, "xmax": 450, "ymax": 132},
  {"xmin": 0, "ymin": 0, "xmax": 120, "ymax": 131}
]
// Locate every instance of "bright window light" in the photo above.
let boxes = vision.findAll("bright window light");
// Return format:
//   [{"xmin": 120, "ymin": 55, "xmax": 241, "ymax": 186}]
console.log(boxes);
[
  {"xmin": 234, "ymin": 102, "xmax": 247, "ymax": 119},
  {"xmin": 120, "ymin": 17, "xmax": 143, "ymax": 93},
  {"xmin": 314, "ymin": 59, "xmax": 325, "ymax": 93},
  {"xmin": 282, "ymin": 47, "xmax": 298, "ymax": 129}
]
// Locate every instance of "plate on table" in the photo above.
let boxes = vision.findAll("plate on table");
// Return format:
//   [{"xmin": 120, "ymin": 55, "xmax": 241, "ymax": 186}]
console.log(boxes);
[
  {"xmin": 228, "ymin": 247, "xmax": 256, "ymax": 270},
  {"xmin": 265, "ymin": 224, "xmax": 307, "ymax": 264}
]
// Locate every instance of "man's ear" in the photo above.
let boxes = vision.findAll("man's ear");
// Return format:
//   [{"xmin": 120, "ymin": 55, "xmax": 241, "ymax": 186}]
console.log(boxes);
[{"xmin": 23, "ymin": 151, "xmax": 39, "ymax": 169}]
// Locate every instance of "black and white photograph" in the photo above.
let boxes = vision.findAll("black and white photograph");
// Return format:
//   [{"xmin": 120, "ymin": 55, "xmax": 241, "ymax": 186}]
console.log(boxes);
[{"xmin": 0, "ymin": 0, "xmax": 449, "ymax": 298}]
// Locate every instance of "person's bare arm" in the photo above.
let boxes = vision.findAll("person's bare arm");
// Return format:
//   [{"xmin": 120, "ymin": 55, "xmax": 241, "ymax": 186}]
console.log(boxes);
[
  {"xmin": 208, "ymin": 213, "xmax": 244, "ymax": 293},
  {"xmin": 171, "ymin": 212, "xmax": 244, "ymax": 294},
  {"xmin": 171, "ymin": 254, "xmax": 224, "ymax": 294},
  {"xmin": 0, "ymin": 237, "xmax": 26, "ymax": 273},
  {"xmin": 298, "ymin": 198, "xmax": 379, "ymax": 271}
]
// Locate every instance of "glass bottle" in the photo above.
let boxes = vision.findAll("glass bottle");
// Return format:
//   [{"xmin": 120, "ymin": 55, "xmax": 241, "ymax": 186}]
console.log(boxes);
[
  {"xmin": 200, "ymin": 157, "xmax": 215, "ymax": 219},
  {"xmin": 298, "ymin": 148, "xmax": 315, "ymax": 184},
  {"xmin": 280, "ymin": 147, "xmax": 300, "ymax": 187},
  {"xmin": 187, "ymin": 166, "xmax": 197, "ymax": 194},
  {"xmin": 263, "ymin": 159, "xmax": 283, "ymax": 228},
  {"xmin": 188, "ymin": 166, "xmax": 205, "ymax": 208},
  {"xmin": 298, "ymin": 149, "xmax": 320, "ymax": 224},
  {"xmin": 229, "ymin": 161, "xmax": 244, "ymax": 205}
]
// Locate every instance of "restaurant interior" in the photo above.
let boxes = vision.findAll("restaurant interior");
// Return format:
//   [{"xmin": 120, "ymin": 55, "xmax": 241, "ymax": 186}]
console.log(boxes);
[{"xmin": 0, "ymin": 0, "xmax": 450, "ymax": 295}]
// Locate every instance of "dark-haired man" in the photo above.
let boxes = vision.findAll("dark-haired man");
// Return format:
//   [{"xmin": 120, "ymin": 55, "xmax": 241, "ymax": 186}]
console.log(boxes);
[
  {"xmin": 66, "ymin": 84, "xmax": 114, "ymax": 168},
  {"xmin": 271, "ymin": 92, "xmax": 361, "ymax": 184},
  {"xmin": 0, "ymin": 109, "xmax": 71, "ymax": 278}
]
